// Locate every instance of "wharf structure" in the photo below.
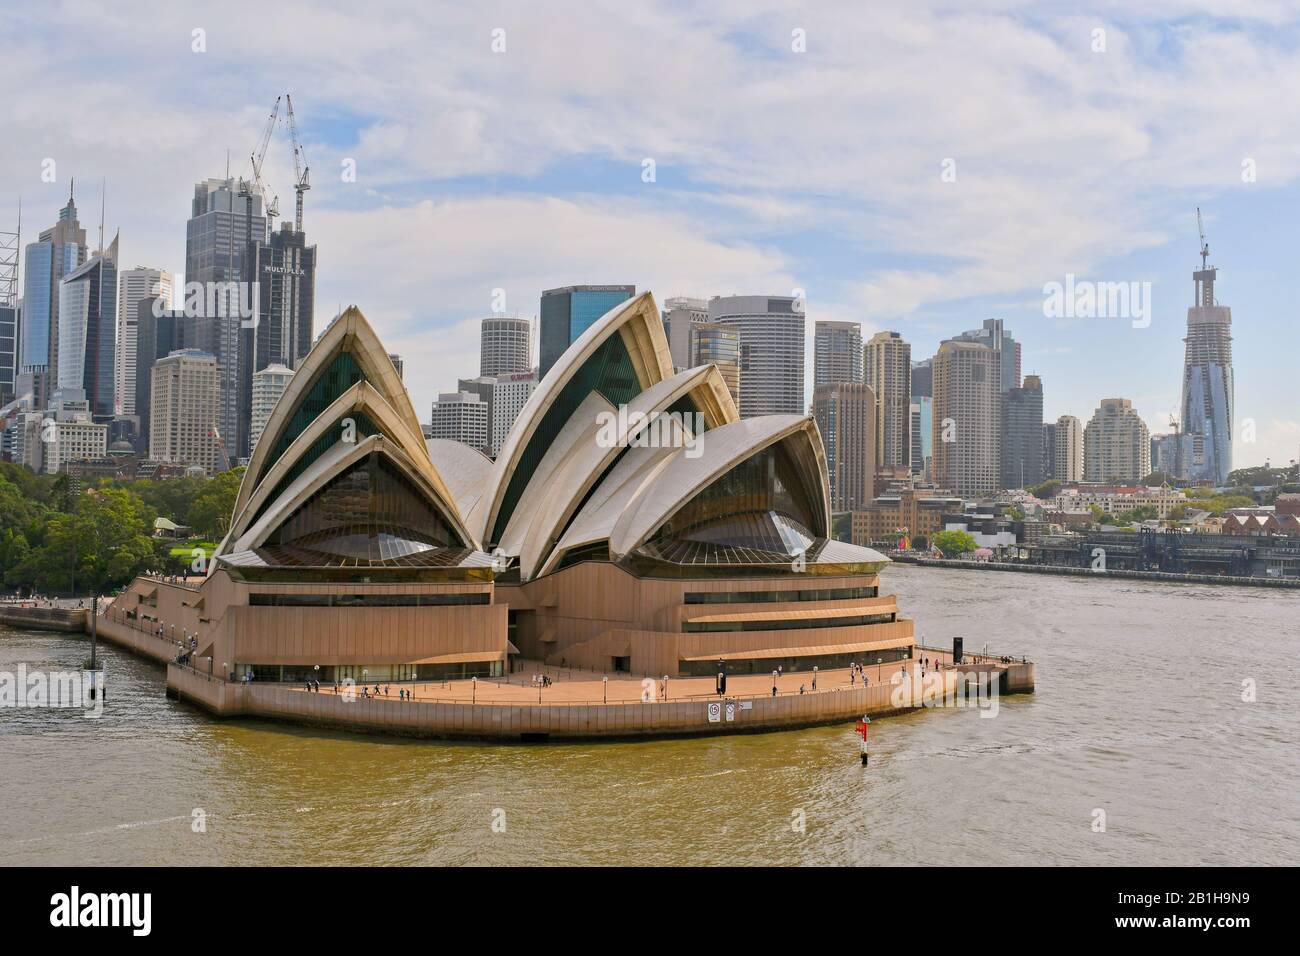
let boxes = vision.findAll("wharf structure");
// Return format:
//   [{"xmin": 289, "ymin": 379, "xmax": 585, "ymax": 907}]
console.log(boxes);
[{"xmin": 95, "ymin": 295, "xmax": 1030, "ymax": 738}]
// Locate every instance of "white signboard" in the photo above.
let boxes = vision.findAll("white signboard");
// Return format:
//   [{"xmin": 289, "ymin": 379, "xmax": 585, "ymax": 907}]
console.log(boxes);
[
  {"xmin": 725, "ymin": 702, "xmax": 736, "ymax": 722},
  {"xmin": 707, "ymin": 702, "xmax": 721, "ymax": 722}
]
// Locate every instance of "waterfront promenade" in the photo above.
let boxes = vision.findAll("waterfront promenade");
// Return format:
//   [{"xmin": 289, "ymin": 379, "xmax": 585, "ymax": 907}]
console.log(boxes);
[{"xmin": 314, "ymin": 651, "xmax": 991, "ymax": 706}]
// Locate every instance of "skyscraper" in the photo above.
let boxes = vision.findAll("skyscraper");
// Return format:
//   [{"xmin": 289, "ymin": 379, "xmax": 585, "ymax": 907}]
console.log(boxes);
[
  {"xmin": 115, "ymin": 267, "xmax": 173, "ymax": 417},
  {"xmin": 253, "ymin": 221, "xmax": 317, "ymax": 380},
  {"xmin": 1179, "ymin": 240, "xmax": 1233, "ymax": 484},
  {"xmin": 952, "ymin": 318, "xmax": 1020, "ymax": 393},
  {"xmin": 1084, "ymin": 399, "xmax": 1150, "ymax": 483},
  {"xmin": 933, "ymin": 340, "xmax": 1000, "ymax": 496},
  {"xmin": 865, "ymin": 331, "xmax": 911, "ymax": 471},
  {"xmin": 185, "ymin": 177, "xmax": 268, "ymax": 461},
  {"xmin": 812, "ymin": 382, "xmax": 875, "ymax": 512},
  {"xmin": 57, "ymin": 233, "xmax": 117, "ymax": 418},
  {"xmin": 150, "ymin": 349, "xmax": 221, "ymax": 474},
  {"xmin": 429, "ymin": 391, "xmax": 490, "ymax": 453},
  {"xmin": 1053, "ymin": 415, "xmax": 1084, "ymax": 482},
  {"xmin": 709, "ymin": 294, "xmax": 805, "ymax": 417},
  {"xmin": 813, "ymin": 320, "xmax": 863, "ymax": 387},
  {"xmin": 1041, "ymin": 421, "xmax": 1056, "ymax": 481},
  {"xmin": 0, "ymin": 302, "xmax": 16, "ymax": 405},
  {"xmin": 134, "ymin": 296, "xmax": 184, "ymax": 455},
  {"xmin": 661, "ymin": 297, "xmax": 709, "ymax": 371},
  {"xmin": 457, "ymin": 370, "xmax": 538, "ymax": 458},
  {"xmin": 21, "ymin": 187, "xmax": 87, "ymax": 409},
  {"xmin": 539, "ymin": 285, "xmax": 635, "ymax": 379},
  {"xmin": 480, "ymin": 316, "xmax": 532, "ymax": 376},
  {"xmin": 1000, "ymin": 374, "xmax": 1044, "ymax": 490},
  {"xmin": 691, "ymin": 323, "xmax": 741, "ymax": 407}
]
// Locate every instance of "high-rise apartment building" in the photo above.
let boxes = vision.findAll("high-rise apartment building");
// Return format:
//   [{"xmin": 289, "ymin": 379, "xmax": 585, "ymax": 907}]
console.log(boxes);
[
  {"xmin": 812, "ymin": 382, "xmax": 876, "ymax": 512},
  {"xmin": 115, "ymin": 267, "xmax": 173, "ymax": 416},
  {"xmin": 709, "ymin": 295, "xmax": 805, "ymax": 417},
  {"xmin": 457, "ymin": 371, "xmax": 538, "ymax": 458},
  {"xmin": 388, "ymin": 354, "xmax": 404, "ymax": 380},
  {"xmin": 250, "ymin": 362, "xmax": 294, "ymax": 452},
  {"xmin": 1084, "ymin": 399, "xmax": 1150, "ymax": 483},
  {"xmin": 185, "ymin": 177, "xmax": 268, "ymax": 461},
  {"xmin": 21, "ymin": 188, "xmax": 87, "ymax": 409},
  {"xmin": 480, "ymin": 316, "xmax": 532, "ymax": 376},
  {"xmin": 1053, "ymin": 415, "xmax": 1084, "ymax": 483},
  {"xmin": 813, "ymin": 321, "xmax": 863, "ymax": 387},
  {"xmin": 865, "ymin": 331, "xmax": 911, "ymax": 472},
  {"xmin": 933, "ymin": 340, "xmax": 1000, "ymax": 496},
  {"xmin": 539, "ymin": 285, "xmax": 634, "ymax": 380},
  {"xmin": 429, "ymin": 391, "xmax": 490, "ymax": 454},
  {"xmin": 1000, "ymin": 374, "xmax": 1044, "ymax": 490},
  {"xmin": 1179, "ymin": 245, "xmax": 1233, "ymax": 484},
  {"xmin": 56, "ymin": 234, "xmax": 117, "ymax": 419}
]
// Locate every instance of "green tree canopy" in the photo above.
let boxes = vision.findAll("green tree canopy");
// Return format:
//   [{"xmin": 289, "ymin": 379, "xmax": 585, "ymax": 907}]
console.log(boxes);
[{"xmin": 933, "ymin": 529, "xmax": 978, "ymax": 557}]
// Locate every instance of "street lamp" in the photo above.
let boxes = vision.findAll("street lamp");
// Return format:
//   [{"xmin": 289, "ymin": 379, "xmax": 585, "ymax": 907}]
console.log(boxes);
[
  {"xmin": 472, "ymin": 675, "xmax": 477, "ymax": 703},
  {"xmin": 602, "ymin": 675, "xmax": 608, "ymax": 703},
  {"xmin": 772, "ymin": 669, "xmax": 779, "ymax": 696},
  {"xmin": 663, "ymin": 675, "xmax": 669, "ymax": 701}
]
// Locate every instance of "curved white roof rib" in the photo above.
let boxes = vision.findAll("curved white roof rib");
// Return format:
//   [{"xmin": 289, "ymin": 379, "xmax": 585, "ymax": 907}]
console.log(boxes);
[
  {"xmin": 224, "ymin": 380, "xmax": 455, "ymax": 549},
  {"xmin": 228, "ymin": 433, "xmax": 471, "ymax": 555},
  {"xmin": 515, "ymin": 365, "xmax": 734, "ymax": 580},
  {"xmin": 229, "ymin": 307, "xmax": 420, "ymax": 534},
  {"xmin": 608, "ymin": 415, "xmax": 830, "ymax": 560},
  {"xmin": 425, "ymin": 439, "xmax": 494, "ymax": 520},
  {"xmin": 468, "ymin": 291, "xmax": 674, "ymax": 546}
]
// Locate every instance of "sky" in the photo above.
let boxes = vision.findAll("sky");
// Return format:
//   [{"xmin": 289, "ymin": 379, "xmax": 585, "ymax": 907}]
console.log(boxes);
[{"xmin": 3, "ymin": 0, "xmax": 1298, "ymax": 469}]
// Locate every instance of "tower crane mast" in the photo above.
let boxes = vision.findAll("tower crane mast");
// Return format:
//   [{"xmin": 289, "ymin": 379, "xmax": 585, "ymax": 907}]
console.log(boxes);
[{"xmin": 285, "ymin": 94, "xmax": 310, "ymax": 232}]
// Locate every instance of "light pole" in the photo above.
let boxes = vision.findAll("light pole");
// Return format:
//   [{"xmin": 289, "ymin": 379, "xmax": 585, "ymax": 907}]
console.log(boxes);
[
  {"xmin": 602, "ymin": 675, "xmax": 608, "ymax": 703},
  {"xmin": 472, "ymin": 675, "xmax": 477, "ymax": 703}
]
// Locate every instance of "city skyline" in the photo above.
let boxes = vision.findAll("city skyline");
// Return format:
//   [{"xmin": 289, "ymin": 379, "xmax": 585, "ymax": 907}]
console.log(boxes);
[{"xmin": 2, "ymin": 3, "xmax": 1297, "ymax": 468}]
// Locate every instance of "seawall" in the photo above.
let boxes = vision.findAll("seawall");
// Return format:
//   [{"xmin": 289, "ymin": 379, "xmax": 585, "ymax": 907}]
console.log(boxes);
[
  {"xmin": 0, "ymin": 605, "xmax": 89, "ymax": 633},
  {"xmin": 166, "ymin": 660, "xmax": 1033, "ymax": 742},
  {"xmin": 890, "ymin": 555, "xmax": 1300, "ymax": 589}
]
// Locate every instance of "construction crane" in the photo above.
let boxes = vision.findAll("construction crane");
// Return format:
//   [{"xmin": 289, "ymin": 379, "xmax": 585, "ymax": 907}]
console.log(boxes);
[
  {"xmin": 1196, "ymin": 206, "xmax": 1209, "ymax": 270},
  {"xmin": 285, "ymin": 94, "xmax": 310, "ymax": 232},
  {"xmin": 246, "ymin": 96, "xmax": 282, "ymax": 232}
]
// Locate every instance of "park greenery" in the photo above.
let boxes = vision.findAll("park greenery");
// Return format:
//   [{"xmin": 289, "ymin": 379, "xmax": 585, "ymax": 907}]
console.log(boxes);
[{"xmin": 0, "ymin": 462, "xmax": 243, "ymax": 595}]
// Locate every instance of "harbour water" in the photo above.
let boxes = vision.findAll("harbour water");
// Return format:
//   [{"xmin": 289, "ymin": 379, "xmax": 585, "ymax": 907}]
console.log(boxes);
[{"xmin": 2, "ymin": 565, "xmax": 1296, "ymax": 866}]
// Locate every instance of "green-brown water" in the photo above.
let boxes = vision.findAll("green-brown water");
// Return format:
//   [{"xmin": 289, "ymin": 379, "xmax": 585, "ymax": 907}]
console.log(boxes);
[{"xmin": 2, "ymin": 566, "xmax": 1297, "ymax": 865}]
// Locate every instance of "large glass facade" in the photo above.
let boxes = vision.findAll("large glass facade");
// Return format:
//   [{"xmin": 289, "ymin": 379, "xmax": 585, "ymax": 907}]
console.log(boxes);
[
  {"xmin": 645, "ymin": 444, "xmax": 819, "ymax": 560},
  {"xmin": 262, "ymin": 451, "xmax": 464, "ymax": 565},
  {"xmin": 492, "ymin": 333, "xmax": 643, "ymax": 544},
  {"xmin": 247, "ymin": 410, "xmax": 382, "ymax": 529},
  {"xmin": 255, "ymin": 349, "xmax": 368, "ymax": 486}
]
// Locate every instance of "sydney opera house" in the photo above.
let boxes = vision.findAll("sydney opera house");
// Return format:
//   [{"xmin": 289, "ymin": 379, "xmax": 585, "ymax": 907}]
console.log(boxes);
[{"xmin": 120, "ymin": 293, "xmax": 915, "ymax": 686}]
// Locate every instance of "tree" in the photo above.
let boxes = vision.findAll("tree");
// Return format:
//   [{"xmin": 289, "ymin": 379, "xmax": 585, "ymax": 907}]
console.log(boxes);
[
  {"xmin": 1027, "ymin": 479, "xmax": 1061, "ymax": 500},
  {"xmin": 186, "ymin": 467, "xmax": 245, "ymax": 540},
  {"xmin": 933, "ymin": 529, "xmax": 978, "ymax": 557},
  {"xmin": 1141, "ymin": 472, "xmax": 1172, "ymax": 485}
]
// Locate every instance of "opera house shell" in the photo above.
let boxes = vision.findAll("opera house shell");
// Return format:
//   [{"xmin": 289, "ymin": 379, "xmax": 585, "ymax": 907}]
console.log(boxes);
[{"xmin": 129, "ymin": 293, "xmax": 915, "ymax": 684}]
